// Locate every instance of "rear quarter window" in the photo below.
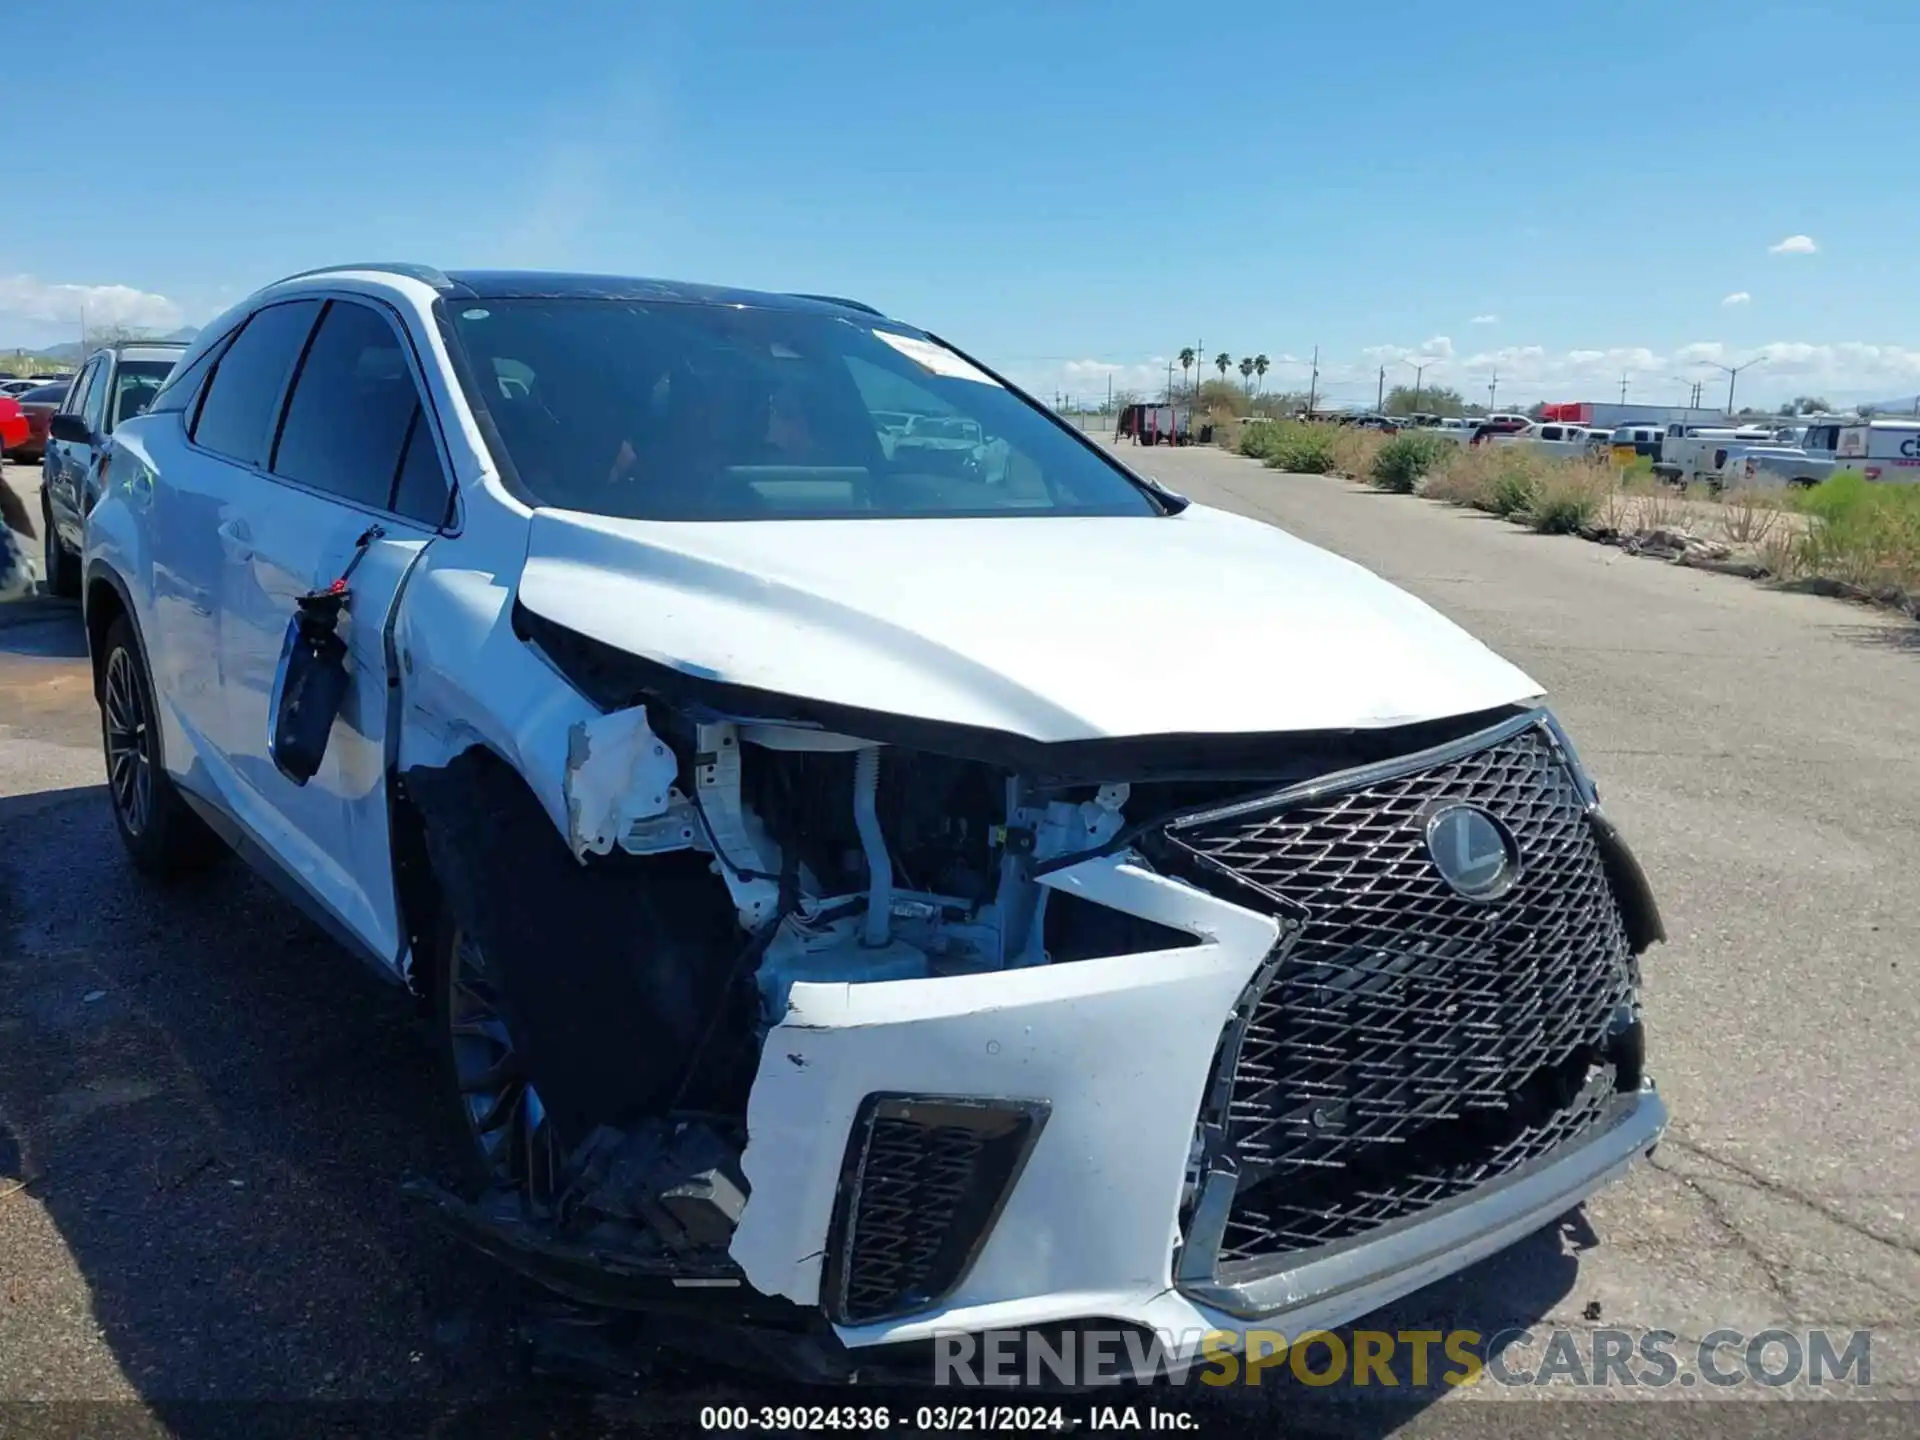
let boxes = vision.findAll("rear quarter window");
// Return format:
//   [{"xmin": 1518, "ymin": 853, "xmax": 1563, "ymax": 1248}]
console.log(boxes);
[{"xmin": 191, "ymin": 301, "xmax": 323, "ymax": 465}]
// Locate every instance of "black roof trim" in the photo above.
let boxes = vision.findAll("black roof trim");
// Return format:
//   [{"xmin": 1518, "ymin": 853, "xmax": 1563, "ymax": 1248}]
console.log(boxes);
[
  {"xmin": 270, "ymin": 262, "xmax": 457, "ymax": 291},
  {"xmin": 786, "ymin": 292, "xmax": 885, "ymax": 317},
  {"xmin": 442, "ymin": 271, "xmax": 892, "ymax": 316}
]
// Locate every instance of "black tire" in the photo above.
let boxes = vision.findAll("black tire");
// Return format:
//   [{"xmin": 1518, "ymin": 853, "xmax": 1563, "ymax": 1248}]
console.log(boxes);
[
  {"xmin": 97, "ymin": 613, "xmax": 223, "ymax": 878},
  {"xmin": 41, "ymin": 490, "xmax": 80, "ymax": 599}
]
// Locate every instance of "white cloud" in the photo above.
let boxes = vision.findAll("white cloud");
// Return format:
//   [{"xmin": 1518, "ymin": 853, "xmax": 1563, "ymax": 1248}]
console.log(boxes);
[
  {"xmin": 1471, "ymin": 314, "xmax": 1499, "ymax": 325},
  {"xmin": 1722, "ymin": 292, "xmax": 1751, "ymax": 306},
  {"xmin": 1768, "ymin": 234, "xmax": 1817, "ymax": 255},
  {"xmin": 1360, "ymin": 335, "xmax": 1455, "ymax": 366},
  {"xmin": 0, "ymin": 273, "xmax": 184, "ymax": 332}
]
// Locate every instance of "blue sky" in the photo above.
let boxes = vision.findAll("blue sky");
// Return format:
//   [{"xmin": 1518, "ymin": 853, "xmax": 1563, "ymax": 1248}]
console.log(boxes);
[{"xmin": 8, "ymin": 0, "xmax": 1919, "ymax": 407}]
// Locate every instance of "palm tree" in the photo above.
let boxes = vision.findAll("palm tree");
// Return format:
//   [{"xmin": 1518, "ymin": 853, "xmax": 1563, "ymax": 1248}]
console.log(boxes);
[
  {"xmin": 1178, "ymin": 347, "xmax": 1195, "ymax": 398},
  {"xmin": 1215, "ymin": 351, "xmax": 1231, "ymax": 382},
  {"xmin": 1253, "ymin": 354, "xmax": 1269, "ymax": 396},
  {"xmin": 1238, "ymin": 356, "xmax": 1255, "ymax": 395}
]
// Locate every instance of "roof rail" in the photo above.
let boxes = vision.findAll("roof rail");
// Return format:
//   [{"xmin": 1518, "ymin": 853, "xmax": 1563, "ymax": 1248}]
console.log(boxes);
[
  {"xmin": 269, "ymin": 261, "xmax": 454, "ymax": 291},
  {"xmin": 786, "ymin": 292, "xmax": 884, "ymax": 317}
]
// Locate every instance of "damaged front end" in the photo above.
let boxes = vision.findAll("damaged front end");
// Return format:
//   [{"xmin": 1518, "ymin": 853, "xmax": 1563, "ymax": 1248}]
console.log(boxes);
[
  {"xmin": 396, "ymin": 603, "xmax": 1667, "ymax": 1382},
  {"xmin": 397, "ymin": 608, "xmax": 1221, "ymax": 1345}
]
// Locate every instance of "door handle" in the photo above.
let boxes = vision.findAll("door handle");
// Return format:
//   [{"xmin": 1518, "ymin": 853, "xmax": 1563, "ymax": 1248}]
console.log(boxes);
[{"xmin": 216, "ymin": 518, "xmax": 253, "ymax": 562}]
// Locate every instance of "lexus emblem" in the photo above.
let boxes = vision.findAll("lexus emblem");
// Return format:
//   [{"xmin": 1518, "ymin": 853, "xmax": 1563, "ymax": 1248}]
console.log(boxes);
[{"xmin": 1424, "ymin": 805, "xmax": 1520, "ymax": 900}]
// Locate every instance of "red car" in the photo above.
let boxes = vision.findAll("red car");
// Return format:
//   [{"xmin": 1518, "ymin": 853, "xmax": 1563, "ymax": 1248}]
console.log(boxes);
[
  {"xmin": 0, "ymin": 396, "xmax": 28, "ymax": 458},
  {"xmin": 7, "ymin": 381, "xmax": 70, "ymax": 464}
]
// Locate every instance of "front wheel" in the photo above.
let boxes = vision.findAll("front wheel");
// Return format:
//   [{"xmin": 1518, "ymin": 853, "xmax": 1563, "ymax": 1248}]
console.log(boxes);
[
  {"xmin": 434, "ymin": 920, "xmax": 563, "ymax": 1206},
  {"xmin": 97, "ymin": 613, "xmax": 223, "ymax": 878}
]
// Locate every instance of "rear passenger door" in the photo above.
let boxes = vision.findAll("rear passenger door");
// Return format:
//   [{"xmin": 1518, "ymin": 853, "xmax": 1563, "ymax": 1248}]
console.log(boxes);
[
  {"xmin": 213, "ymin": 296, "xmax": 454, "ymax": 970},
  {"xmin": 150, "ymin": 300, "xmax": 323, "ymax": 786}
]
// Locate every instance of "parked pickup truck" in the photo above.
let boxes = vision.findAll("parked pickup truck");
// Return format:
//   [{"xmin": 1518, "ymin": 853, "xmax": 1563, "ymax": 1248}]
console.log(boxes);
[
  {"xmin": 1720, "ymin": 422, "xmax": 1842, "ymax": 491},
  {"xmin": 1651, "ymin": 424, "xmax": 1786, "ymax": 489},
  {"xmin": 1489, "ymin": 421, "xmax": 1595, "ymax": 459}
]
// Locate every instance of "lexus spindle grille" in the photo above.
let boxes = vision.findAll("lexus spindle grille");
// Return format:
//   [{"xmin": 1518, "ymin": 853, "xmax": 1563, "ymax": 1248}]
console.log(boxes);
[{"xmin": 1162, "ymin": 719, "xmax": 1637, "ymax": 1264}]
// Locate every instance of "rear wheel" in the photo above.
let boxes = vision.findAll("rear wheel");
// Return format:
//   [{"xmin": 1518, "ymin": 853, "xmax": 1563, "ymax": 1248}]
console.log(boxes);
[
  {"xmin": 98, "ymin": 614, "xmax": 222, "ymax": 878},
  {"xmin": 41, "ymin": 490, "xmax": 80, "ymax": 598}
]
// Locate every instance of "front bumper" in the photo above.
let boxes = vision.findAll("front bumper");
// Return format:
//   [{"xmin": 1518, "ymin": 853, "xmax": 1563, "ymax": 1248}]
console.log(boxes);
[
  {"xmin": 724, "ymin": 708, "xmax": 1665, "ymax": 1369},
  {"xmin": 1182, "ymin": 1081, "xmax": 1665, "ymax": 1324},
  {"xmin": 726, "ymin": 854, "xmax": 1663, "ymax": 1361}
]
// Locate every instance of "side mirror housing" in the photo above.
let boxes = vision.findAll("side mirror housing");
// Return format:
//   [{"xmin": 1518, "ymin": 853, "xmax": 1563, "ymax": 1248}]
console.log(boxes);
[{"xmin": 49, "ymin": 413, "xmax": 92, "ymax": 445}]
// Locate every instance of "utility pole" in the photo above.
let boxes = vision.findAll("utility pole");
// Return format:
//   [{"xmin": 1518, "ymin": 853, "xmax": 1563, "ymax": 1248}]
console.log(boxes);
[
  {"xmin": 1619, "ymin": 372, "xmax": 1630, "ymax": 403},
  {"xmin": 1106, "ymin": 373, "xmax": 1112, "ymax": 412},
  {"xmin": 1487, "ymin": 369, "xmax": 1499, "ymax": 412},
  {"xmin": 1307, "ymin": 346, "xmax": 1319, "ymax": 416},
  {"xmin": 1376, "ymin": 364, "xmax": 1386, "ymax": 412},
  {"xmin": 1700, "ymin": 357, "xmax": 1765, "ymax": 416}
]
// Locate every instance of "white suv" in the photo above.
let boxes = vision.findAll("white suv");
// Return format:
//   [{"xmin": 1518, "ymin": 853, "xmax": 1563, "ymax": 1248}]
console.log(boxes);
[{"xmin": 82, "ymin": 264, "xmax": 1667, "ymax": 1382}]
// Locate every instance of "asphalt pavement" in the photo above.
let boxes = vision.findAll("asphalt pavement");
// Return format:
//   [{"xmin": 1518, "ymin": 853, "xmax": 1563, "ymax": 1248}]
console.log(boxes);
[{"xmin": 1, "ymin": 450, "xmax": 1916, "ymax": 1438}]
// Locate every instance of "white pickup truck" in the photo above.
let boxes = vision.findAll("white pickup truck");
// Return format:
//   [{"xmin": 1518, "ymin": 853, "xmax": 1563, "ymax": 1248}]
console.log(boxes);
[
  {"xmin": 1720, "ymin": 422, "xmax": 1842, "ymax": 491},
  {"xmin": 1651, "ymin": 424, "xmax": 1789, "ymax": 489},
  {"xmin": 1490, "ymin": 421, "xmax": 1606, "ymax": 459}
]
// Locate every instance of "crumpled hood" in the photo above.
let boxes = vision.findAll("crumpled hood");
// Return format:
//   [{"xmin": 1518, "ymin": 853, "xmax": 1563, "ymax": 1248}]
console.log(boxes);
[{"xmin": 515, "ymin": 502, "xmax": 1542, "ymax": 742}]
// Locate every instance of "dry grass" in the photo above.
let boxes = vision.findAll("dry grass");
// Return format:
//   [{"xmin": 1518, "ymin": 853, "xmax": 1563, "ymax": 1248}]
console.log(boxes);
[{"xmin": 1717, "ymin": 491, "xmax": 1788, "ymax": 547}]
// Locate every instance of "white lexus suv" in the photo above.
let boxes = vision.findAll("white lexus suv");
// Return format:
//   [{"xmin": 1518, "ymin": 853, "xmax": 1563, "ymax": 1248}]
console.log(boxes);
[{"xmin": 82, "ymin": 264, "xmax": 1667, "ymax": 1382}]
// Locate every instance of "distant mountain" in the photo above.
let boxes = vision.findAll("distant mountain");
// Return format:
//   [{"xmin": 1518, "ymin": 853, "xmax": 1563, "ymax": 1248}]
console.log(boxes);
[
  {"xmin": 1863, "ymin": 394, "xmax": 1920, "ymax": 415},
  {"xmin": 11, "ymin": 325, "xmax": 199, "ymax": 365}
]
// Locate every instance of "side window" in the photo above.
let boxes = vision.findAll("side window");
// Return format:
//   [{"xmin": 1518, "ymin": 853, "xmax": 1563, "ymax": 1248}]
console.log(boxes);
[
  {"xmin": 391, "ymin": 408, "xmax": 453, "ymax": 526},
  {"xmin": 272, "ymin": 300, "xmax": 430, "ymax": 512},
  {"xmin": 63, "ymin": 359, "xmax": 99, "ymax": 420},
  {"xmin": 191, "ymin": 300, "xmax": 322, "ymax": 466},
  {"xmin": 81, "ymin": 361, "xmax": 112, "ymax": 434},
  {"xmin": 148, "ymin": 330, "xmax": 236, "ymax": 416}
]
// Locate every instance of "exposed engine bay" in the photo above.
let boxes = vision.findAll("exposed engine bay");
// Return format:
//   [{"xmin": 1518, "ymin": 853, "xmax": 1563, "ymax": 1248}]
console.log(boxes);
[{"xmin": 397, "ymin": 651, "xmax": 1219, "ymax": 1328}]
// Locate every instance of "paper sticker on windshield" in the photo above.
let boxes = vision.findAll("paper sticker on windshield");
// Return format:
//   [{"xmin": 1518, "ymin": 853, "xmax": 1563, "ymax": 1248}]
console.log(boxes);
[{"xmin": 872, "ymin": 330, "xmax": 1001, "ymax": 385}]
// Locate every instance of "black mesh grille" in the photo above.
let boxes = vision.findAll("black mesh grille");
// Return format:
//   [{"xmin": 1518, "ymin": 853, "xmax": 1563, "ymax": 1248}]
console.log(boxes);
[
  {"xmin": 828, "ymin": 1098, "xmax": 1044, "ymax": 1326},
  {"xmin": 1164, "ymin": 722, "xmax": 1636, "ymax": 1262},
  {"xmin": 1222, "ymin": 1061, "xmax": 1620, "ymax": 1261},
  {"xmin": 841, "ymin": 1119, "xmax": 985, "ymax": 1323}
]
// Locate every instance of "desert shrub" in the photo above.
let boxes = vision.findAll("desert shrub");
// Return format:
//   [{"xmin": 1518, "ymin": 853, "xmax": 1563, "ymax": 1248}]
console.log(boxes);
[
  {"xmin": 1420, "ymin": 444, "xmax": 1498, "ymax": 507},
  {"xmin": 1487, "ymin": 454, "xmax": 1543, "ymax": 517},
  {"xmin": 1524, "ymin": 461, "xmax": 1612, "ymax": 533},
  {"xmin": 1327, "ymin": 424, "xmax": 1388, "ymax": 478},
  {"xmin": 1237, "ymin": 419, "xmax": 1278, "ymax": 460},
  {"xmin": 1786, "ymin": 471, "xmax": 1920, "ymax": 590},
  {"xmin": 1369, "ymin": 433, "xmax": 1451, "ymax": 493}
]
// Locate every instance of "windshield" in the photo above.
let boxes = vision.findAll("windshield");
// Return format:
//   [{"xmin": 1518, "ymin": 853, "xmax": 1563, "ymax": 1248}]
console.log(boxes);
[{"xmin": 444, "ymin": 298, "xmax": 1159, "ymax": 521}]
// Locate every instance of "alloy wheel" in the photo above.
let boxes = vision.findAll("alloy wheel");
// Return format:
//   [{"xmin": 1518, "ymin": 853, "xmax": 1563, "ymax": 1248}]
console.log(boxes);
[
  {"xmin": 447, "ymin": 928, "xmax": 561, "ymax": 1208},
  {"xmin": 102, "ymin": 647, "xmax": 153, "ymax": 838}
]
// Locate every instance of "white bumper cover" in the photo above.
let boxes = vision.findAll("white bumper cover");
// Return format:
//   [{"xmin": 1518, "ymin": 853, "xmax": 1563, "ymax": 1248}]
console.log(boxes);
[{"xmin": 726, "ymin": 853, "xmax": 1666, "ymax": 1358}]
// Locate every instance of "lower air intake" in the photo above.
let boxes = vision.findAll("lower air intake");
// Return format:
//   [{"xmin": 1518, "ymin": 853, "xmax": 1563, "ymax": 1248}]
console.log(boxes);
[{"xmin": 824, "ymin": 1095, "xmax": 1047, "ymax": 1326}]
